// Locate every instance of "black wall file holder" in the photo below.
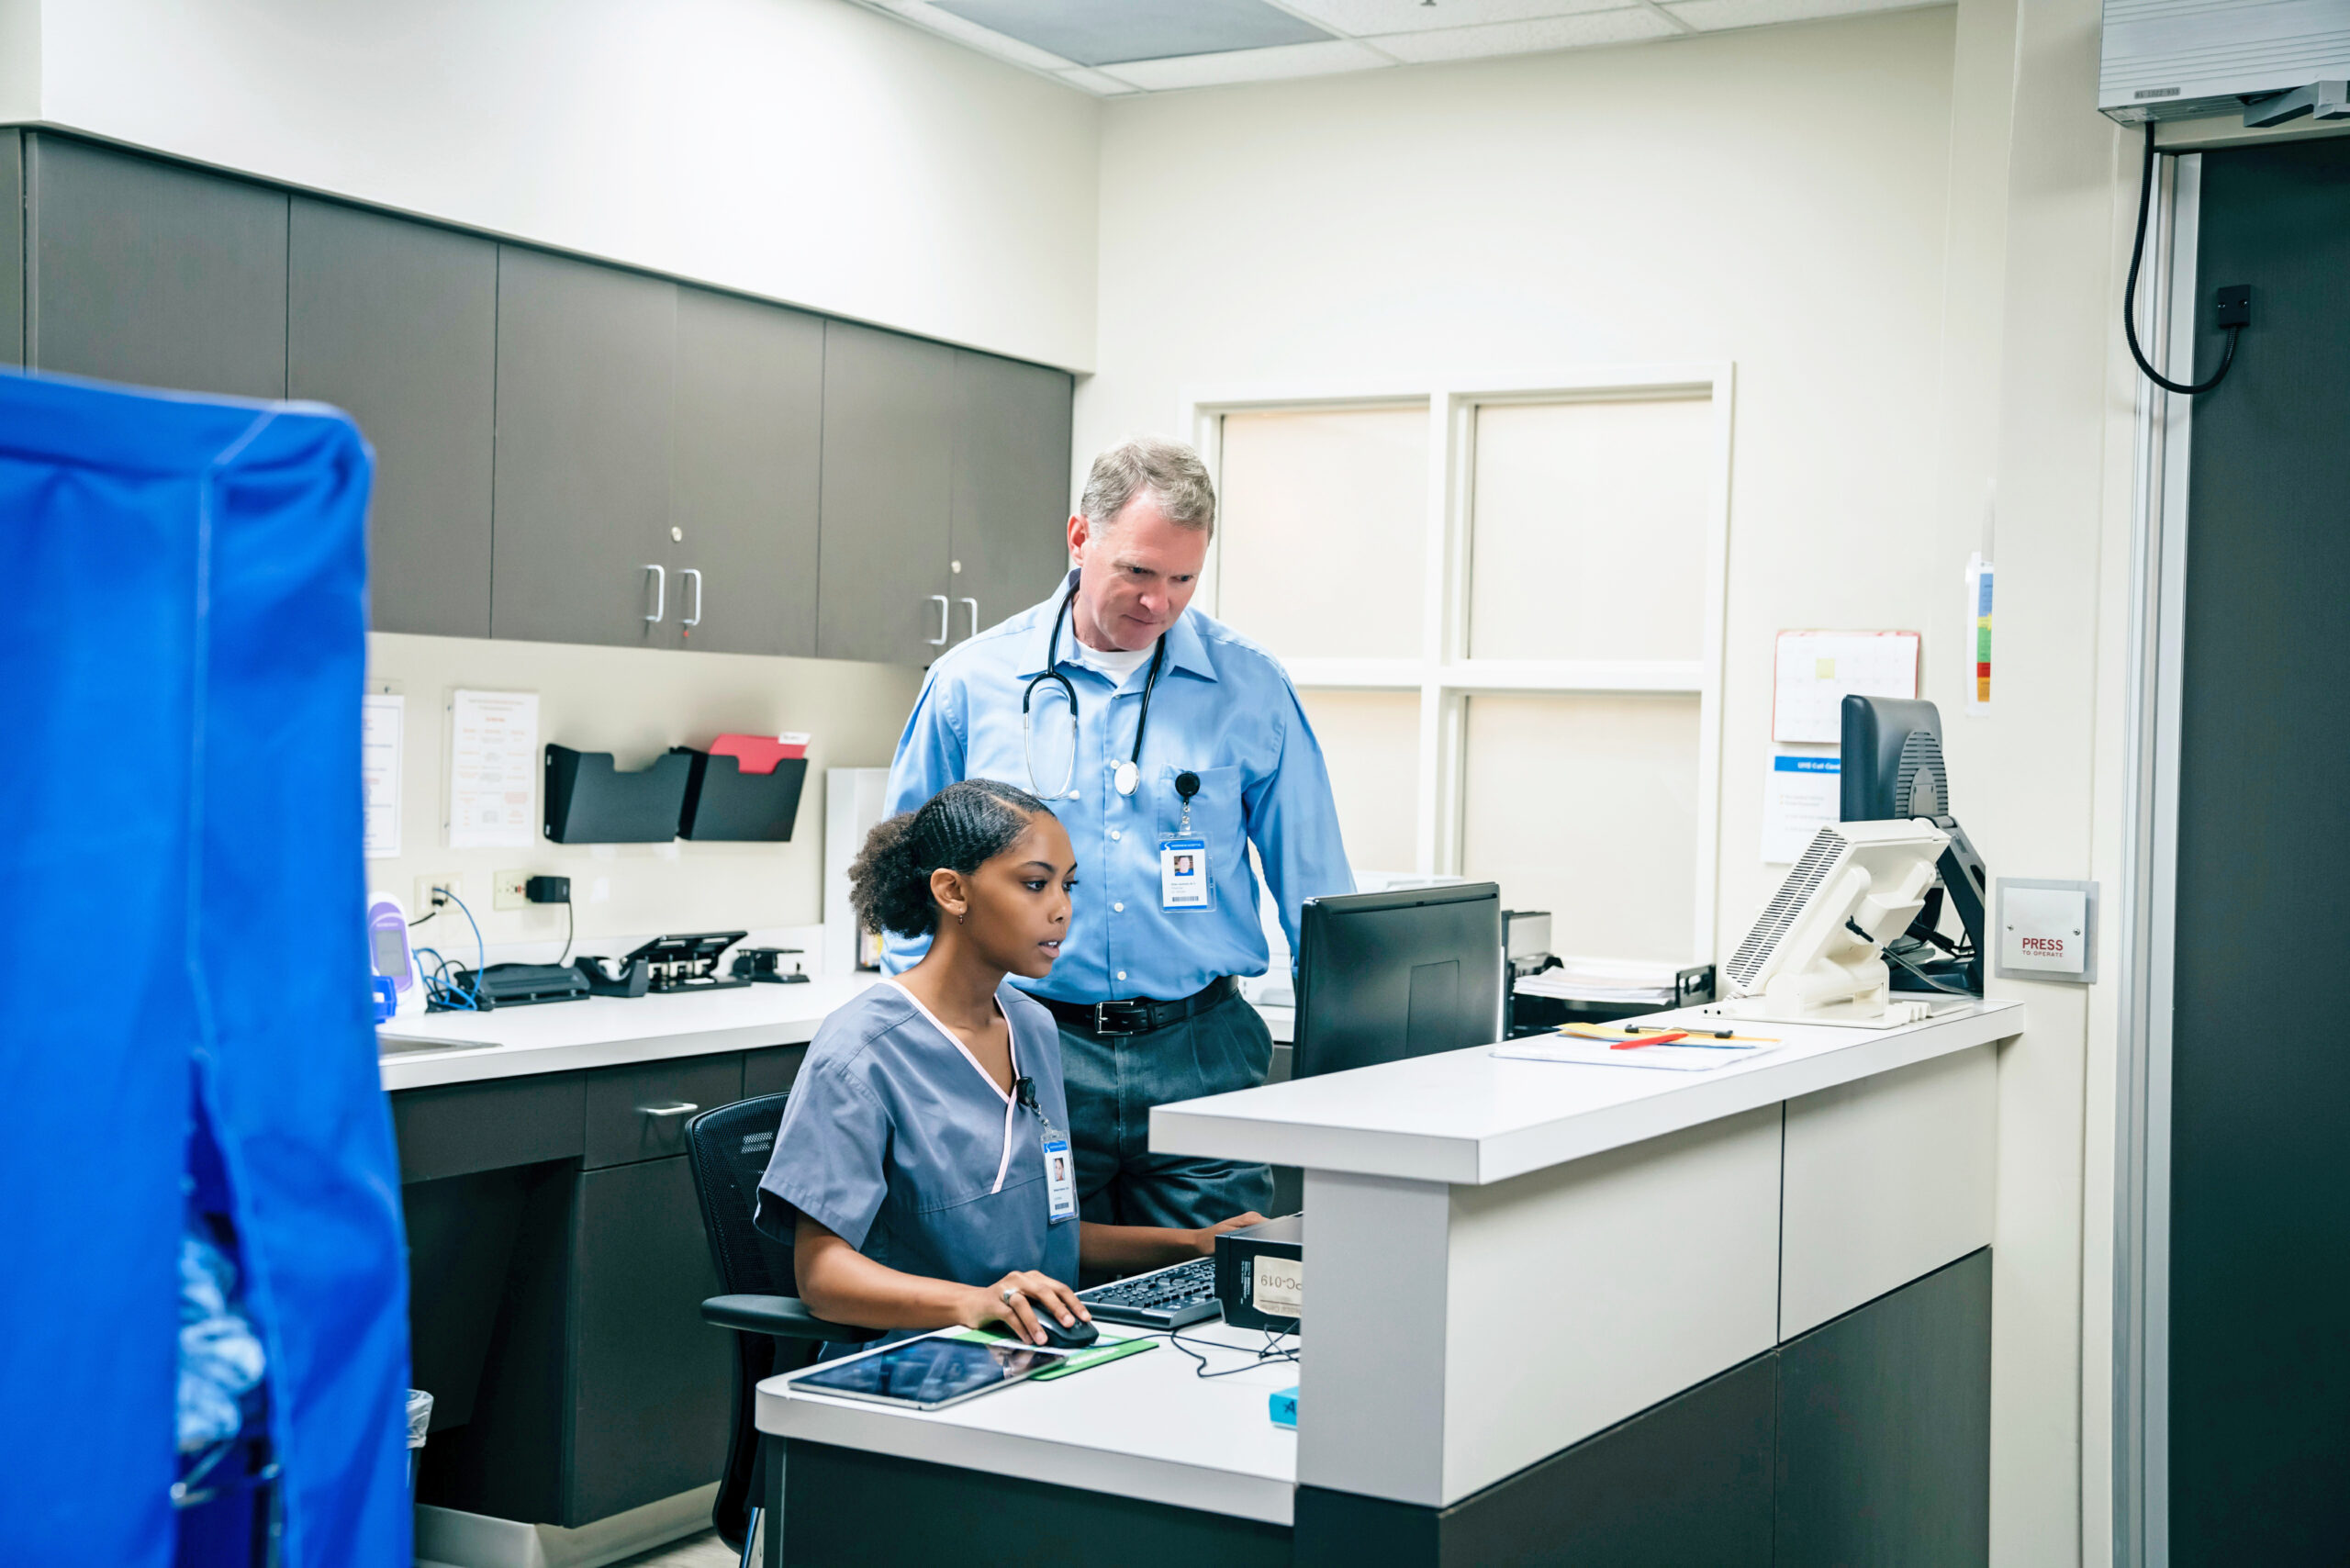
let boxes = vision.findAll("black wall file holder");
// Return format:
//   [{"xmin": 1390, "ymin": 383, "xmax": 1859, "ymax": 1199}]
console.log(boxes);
[
  {"xmin": 674, "ymin": 749, "xmax": 809, "ymax": 842},
  {"xmin": 543, "ymin": 745, "xmax": 692, "ymax": 843}
]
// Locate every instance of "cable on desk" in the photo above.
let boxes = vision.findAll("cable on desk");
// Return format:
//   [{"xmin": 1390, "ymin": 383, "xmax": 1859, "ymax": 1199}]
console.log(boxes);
[{"xmin": 1162, "ymin": 1324, "xmax": 1299, "ymax": 1380}]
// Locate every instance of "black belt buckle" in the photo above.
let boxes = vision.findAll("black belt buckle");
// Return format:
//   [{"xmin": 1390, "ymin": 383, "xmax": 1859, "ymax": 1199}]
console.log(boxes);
[{"xmin": 1092, "ymin": 1000, "xmax": 1153, "ymax": 1036}]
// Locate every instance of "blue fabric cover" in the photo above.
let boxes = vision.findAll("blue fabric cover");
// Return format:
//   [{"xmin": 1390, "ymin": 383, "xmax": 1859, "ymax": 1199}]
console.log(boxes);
[{"xmin": 0, "ymin": 373, "xmax": 410, "ymax": 1568}]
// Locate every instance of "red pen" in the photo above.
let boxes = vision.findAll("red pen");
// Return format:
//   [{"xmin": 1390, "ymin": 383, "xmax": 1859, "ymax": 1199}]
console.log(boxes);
[{"xmin": 1611, "ymin": 1030, "xmax": 1687, "ymax": 1049}]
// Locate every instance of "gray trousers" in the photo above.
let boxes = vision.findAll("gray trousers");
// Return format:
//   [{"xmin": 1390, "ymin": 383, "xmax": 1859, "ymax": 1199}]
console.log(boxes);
[{"xmin": 1056, "ymin": 992, "xmax": 1275, "ymax": 1237}]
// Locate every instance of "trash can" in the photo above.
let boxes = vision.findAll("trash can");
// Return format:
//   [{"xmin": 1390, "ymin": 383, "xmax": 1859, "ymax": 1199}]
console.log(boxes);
[{"xmin": 406, "ymin": 1390, "xmax": 433, "ymax": 1495}]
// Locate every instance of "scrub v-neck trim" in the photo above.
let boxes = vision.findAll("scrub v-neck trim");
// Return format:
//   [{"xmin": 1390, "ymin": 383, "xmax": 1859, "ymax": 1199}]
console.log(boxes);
[{"xmin": 883, "ymin": 979, "xmax": 1024, "ymax": 1195}]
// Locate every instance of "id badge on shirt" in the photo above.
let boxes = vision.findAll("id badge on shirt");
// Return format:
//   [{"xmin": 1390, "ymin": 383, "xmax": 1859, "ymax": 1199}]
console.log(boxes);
[
  {"xmin": 1042, "ymin": 1132, "xmax": 1078, "ymax": 1224},
  {"xmin": 1160, "ymin": 837, "xmax": 1212, "ymax": 912}
]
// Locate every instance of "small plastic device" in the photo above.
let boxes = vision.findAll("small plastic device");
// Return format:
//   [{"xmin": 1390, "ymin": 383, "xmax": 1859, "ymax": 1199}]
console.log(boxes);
[
  {"xmin": 1706, "ymin": 819, "xmax": 1956, "ymax": 1028},
  {"xmin": 366, "ymin": 892, "xmax": 425, "ymax": 1019},
  {"xmin": 1270, "ymin": 1386, "xmax": 1299, "ymax": 1429}
]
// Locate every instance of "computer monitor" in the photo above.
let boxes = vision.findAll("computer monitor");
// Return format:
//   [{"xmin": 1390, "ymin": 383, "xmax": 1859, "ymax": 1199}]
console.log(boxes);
[
  {"xmin": 1292, "ymin": 883, "xmax": 1505, "ymax": 1080},
  {"xmin": 1839, "ymin": 695, "xmax": 1988, "ymax": 995},
  {"xmin": 1841, "ymin": 695, "xmax": 1952, "ymax": 820}
]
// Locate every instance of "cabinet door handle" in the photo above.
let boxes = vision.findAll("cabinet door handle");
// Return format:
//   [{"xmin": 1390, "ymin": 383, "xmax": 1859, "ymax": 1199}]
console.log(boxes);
[
  {"xmin": 637, "ymin": 1101, "xmax": 699, "ymax": 1118},
  {"xmin": 961, "ymin": 597, "xmax": 979, "ymax": 640},
  {"xmin": 927, "ymin": 594, "xmax": 950, "ymax": 645},
  {"xmin": 643, "ymin": 564, "xmax": 666, "ymax": 623},
  {"xmin": 681, "ymin": 568, "xmax": 703, "ymax": 629}
]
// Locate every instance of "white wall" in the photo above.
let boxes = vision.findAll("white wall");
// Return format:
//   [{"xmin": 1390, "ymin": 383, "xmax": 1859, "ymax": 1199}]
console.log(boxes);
[
  {"xmin": 0, "ymin": 0, "xmax": 36, "ymax": 123},
  {"xmin": 364, "ymin": 633, "xmax": 921, "ymax": 960},
  {"xmin": 1086, "ymin": 6, "xmax": 1964, "ymax": 952},
  {"xmin": 17, "ymin": 0, "xmax": 1100, "ymax": 369}
]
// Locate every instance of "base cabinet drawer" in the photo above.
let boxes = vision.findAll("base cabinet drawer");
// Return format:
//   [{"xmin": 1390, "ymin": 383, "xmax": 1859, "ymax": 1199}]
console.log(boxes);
[{"xmin": 584, "ymin": 1054, "xmax": 746, "ymax": 1169}]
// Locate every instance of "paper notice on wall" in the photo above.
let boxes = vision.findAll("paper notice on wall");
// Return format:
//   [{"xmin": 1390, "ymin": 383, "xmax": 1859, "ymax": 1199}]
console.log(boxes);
[
  {"xmin": 1762, "ymin": 750, "xmax": 1840, "ymax": 863},
  {"xmin": 362, "ymin": 694, "xmax": 403, "ymax": 859},
  {"xmin": 448, "ymin": 689, "xmax": 539, "ymax": 849},
  {"xmin": 1964, "ymin": 554, "xmax": 1994, "ymax": 712},
  {"xmin": 1772, "ymin": 631, "xmax": 1920, "ymax": 744}
]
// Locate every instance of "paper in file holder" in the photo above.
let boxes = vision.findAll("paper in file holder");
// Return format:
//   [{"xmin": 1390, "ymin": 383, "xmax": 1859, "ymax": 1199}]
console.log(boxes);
[
  {"xmin": 673, "ymin": 748, "xmax": 810, "ymax": 842},
  {"xmin": 543, "ymin": 745, "xmax": 692, "ymax": 844}
]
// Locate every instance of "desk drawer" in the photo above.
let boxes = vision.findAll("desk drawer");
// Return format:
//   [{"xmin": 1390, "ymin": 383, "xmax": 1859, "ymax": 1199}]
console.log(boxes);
[{"xmin": 583, "ymin": 1054, "xmax": 744, "ymax": 1169}]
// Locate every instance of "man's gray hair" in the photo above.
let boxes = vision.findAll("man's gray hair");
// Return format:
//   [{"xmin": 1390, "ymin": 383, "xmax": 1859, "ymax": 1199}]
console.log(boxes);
[{"xmin": 1080, "ymin": 435, "xmax": 1216, "ymax": 534}]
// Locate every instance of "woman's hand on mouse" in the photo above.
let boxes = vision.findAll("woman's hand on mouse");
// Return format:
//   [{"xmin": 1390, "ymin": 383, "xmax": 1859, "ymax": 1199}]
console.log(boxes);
[
  {"xmin": 1183, "ymin": 1211, "xmax": 1269, "ymax": 1259},
  {"xmin": 964, "ymin": 1270, "xmax": 1091, "ymax": 1345}
]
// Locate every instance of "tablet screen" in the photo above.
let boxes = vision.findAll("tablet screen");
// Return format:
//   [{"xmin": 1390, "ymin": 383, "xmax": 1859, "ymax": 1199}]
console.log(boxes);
[{"xmin": 789, "ymin": 1336, "xmax": 1065, "ymax": 1409}]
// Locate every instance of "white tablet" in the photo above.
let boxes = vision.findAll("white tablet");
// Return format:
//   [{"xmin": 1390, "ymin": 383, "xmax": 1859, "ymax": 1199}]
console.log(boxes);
[{"xmin": 786, "ymin": 1334, "xmax": 1069, "ymax": 1412}]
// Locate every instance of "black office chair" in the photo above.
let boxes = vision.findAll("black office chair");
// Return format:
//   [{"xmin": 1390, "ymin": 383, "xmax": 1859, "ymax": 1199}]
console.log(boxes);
[{"xmin": 684, "ymin": 1092, "xmax": 882, "ymax": 1568}]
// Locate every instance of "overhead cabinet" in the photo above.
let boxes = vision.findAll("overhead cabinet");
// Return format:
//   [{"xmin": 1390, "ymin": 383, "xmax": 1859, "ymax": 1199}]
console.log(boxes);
[
  {"xmin": 818, "ymin": 321, "xmax": 958, "ymax": 665},
  {"xmin": 16, "ymin": 131, "xmax": 1074, "ymax": 667},
  {"xmin": 951, "ymin": 348, "xmax": 1077, "ymax": 642},
  {"xmin": 288, "ymin": 199, "xmax": 498, "ymax": 640},
  {"xmin": 490, "ymin": 250, "xmax": 681, "ymax": 648},
  {"xmin": 3, "ymin": 133, "xmax": 20, "ymax": 366},
  {"xmin": 668, "ymin": 286, "xmax": 824, "ymax": 657},
  {"xmin": 25, "ymin": 134, "xmax": 287, "ymax": 399}
]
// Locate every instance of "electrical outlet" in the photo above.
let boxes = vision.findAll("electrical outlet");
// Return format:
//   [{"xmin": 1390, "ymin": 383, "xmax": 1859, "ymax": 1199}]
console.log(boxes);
[
  {"xmin": 414, "ymin": 874, "xmax": 463, "ymax": 917},
  {"xmin": 493, "ymin": 869, "xmax": 531, "ymax": 912}
]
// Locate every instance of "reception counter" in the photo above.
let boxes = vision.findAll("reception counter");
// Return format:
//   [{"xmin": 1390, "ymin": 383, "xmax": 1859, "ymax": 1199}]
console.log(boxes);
[{"xmin": 759, "ymin": 1000, "xmax": 2020, "ymax": 1566}]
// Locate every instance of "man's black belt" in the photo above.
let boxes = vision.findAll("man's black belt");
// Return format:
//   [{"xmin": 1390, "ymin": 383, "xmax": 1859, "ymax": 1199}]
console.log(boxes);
[{"xmin": 1033, "ymin": 977, "xmax": 1238, "ymax": 1037}]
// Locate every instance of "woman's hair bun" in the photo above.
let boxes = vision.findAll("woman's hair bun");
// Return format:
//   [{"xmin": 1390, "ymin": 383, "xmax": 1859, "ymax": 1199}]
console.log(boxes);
[{"xmin": 847, "ymin": 778, "xmax": 1054, "ymax": 940}]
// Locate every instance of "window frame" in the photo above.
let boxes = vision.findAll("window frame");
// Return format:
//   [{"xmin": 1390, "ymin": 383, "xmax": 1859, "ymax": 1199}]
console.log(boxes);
[{"xmin": 1184, "ymin": 364, "xmax": 1735, "ymax": 961}]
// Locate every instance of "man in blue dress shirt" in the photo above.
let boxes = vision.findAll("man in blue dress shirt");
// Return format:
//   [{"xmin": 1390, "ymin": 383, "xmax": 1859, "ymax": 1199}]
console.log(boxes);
[{"xmin": 883, "ymin": 435, "xmax": 1354, "ymax": 1232}]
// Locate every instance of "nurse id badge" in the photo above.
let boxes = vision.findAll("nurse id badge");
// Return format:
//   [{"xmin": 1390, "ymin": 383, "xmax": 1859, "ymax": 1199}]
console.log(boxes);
[
  {"xmin": 1160, "ymin": 837, "xmax": 1210, "ymax": 912},
  {"xmin": 1043, "ymin": 1133, "xmax": 1078, "ymax": 1223}
]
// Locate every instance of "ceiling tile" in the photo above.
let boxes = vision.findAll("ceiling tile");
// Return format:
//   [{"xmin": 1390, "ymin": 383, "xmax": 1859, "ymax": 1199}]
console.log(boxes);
[
  {"xmin": 881, "ymin": 1, "xmax": 1078, "ymax": 69},
  {"xmin": 1662, "ymin": 0, "xmax": 1928, "ymax": 28},
  {"xmin": 931, "ymin": 0, "xmax": 1333, "ymax": 66},
  {"xmin": 1100, "ymin": 37, "xmax": 1397, "ymax": 88},
  {"xmin": 1370, "ymin": 7, "xmax": 1677, "ymax": 60},
  {"xmin": 1278, "ymin": 0, "xmax": 1633, "ymax": 37}
]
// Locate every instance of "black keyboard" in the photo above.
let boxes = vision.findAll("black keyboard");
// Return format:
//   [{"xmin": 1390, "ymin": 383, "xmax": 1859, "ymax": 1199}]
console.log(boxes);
[{"xmin": 1079, "ymin": 1257, "xmax": 1221, "ymax": 1329}]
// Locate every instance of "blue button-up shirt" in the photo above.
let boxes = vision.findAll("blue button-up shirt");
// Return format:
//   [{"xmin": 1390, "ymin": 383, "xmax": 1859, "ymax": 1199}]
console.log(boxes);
[{"xmin": 883, "ymin": 576, "xmax": 1355, "ymax": 1004}]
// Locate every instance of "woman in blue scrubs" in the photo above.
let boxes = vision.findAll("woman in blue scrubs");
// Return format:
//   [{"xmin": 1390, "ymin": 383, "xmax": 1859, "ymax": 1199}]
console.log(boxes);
[{"xmin": 755, "ymin": 778, "xmax": 1262, "ymax": 1346}]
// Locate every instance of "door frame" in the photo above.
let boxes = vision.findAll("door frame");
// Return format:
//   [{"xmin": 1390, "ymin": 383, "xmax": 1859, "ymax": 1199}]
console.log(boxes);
[{"xmin": 2110, "ymin": 149, "xmax": 2200, "ymax": 1568}]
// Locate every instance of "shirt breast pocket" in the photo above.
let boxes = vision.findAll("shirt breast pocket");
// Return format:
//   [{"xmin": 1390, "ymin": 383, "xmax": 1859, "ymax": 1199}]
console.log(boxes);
[{"xmin": 1158, "ymin": 764, "xmax": 1245, "ymax": 878}]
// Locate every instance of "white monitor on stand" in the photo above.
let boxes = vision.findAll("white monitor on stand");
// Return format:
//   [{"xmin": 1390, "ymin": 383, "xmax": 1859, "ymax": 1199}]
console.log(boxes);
[{"xmin": 1704, "ymin": 818, "xmax": 1964, "ymax": 1028}]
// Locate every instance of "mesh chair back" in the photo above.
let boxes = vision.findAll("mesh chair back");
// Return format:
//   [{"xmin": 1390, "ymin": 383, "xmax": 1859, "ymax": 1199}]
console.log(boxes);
[{"xmin": 684, "ymin": 1092, "xmax": 798, "ymax": 1299}]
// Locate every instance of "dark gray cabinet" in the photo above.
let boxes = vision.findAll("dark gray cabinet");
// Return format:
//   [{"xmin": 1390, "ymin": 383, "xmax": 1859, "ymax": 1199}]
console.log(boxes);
[
  {"xmin": 668, "ymin": 286, "xmax": 824, "ymax": 656},
  {"xmin": 490, "ymin": 248, "xmax": 679, "ymax": 646},
  {"xmin": 13, "ymin": 131, "xmax": 1077, "ymax": 666},
  {"xmin": 818, "ymin": 320, "xmax": 957, "ymax": 664},
  {"xmin": 398, "ymin": 1054, "xmax": 761, "ymax": 1529},
  {"xmin": 950, "ymin": 349, "xmax": 1074, "ymax": 644},
  {"xmin": 24, "ymin": 134, "xmax": 287, "ymax": 398},
  {"xmin": 571, "ymin": 1156, "xmax": 732, "ymax": 1521},
  {"xmin": 288, "ymin": 198, "xmax": 498, "ymax": 639},
  {"xmin": 3, "ymin": 131, "xmax": 21, "ymax": 366}
]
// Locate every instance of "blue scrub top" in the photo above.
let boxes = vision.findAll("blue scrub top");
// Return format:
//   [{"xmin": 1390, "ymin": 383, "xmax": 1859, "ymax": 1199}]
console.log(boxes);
[{"xmin": 755, "ymin": 980, "xmax": 1081, "ymax": 1342}]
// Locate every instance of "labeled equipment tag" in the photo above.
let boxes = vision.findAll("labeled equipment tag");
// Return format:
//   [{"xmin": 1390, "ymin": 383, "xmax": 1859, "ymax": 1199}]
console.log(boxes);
[
  {"xmin": 1160, "ymin": 837, "xmax": 1211, "ymax": 912},
  {"xmin": 1042, "ymin": 1132, "xmax": 1078, "ymax": 1223}
]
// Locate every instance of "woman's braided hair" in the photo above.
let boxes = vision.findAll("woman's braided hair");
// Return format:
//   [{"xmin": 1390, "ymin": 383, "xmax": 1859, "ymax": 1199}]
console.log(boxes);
[{"xmin": 849, "ymin": 778, "xmax": 1055, "ymax": 939}]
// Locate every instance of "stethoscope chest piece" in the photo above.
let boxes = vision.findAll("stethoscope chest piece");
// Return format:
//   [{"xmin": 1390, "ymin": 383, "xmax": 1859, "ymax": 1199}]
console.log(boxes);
[{"xmin": 1113, "ymin": 760, "xmax": 1140, "ymax": 797}]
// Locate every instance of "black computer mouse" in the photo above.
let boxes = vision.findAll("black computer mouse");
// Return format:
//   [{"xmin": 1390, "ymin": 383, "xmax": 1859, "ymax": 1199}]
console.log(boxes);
[{"xmin": 1032, "ymin": 1314, "xmax": 1099, "ymax": 1350}]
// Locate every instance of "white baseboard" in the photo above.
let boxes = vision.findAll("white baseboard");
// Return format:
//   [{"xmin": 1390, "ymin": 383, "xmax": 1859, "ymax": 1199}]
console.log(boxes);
[{"xmin": 414, "ymin": 1484, "xmax": 716, "ymax": 1568}]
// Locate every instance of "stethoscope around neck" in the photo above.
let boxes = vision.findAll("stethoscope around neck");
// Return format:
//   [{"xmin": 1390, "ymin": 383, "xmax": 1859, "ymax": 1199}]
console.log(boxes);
[{"xmin": 1022, "ymin": 582, "xmax": 1167, "ymax": 801}]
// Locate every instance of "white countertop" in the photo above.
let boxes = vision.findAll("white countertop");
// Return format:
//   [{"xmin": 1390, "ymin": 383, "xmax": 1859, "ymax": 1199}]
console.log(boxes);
[
  {"xmin": 756, "ymin": 1321, "xmax": 1301, "ymax": 1525},
  {"xmin": 376, "ymin": 975, "xmax": 879, "ymax": 1092},
  {"xmin": 1151, "ymin": 1000, "xmax": 2026, "ymax": 1186}
]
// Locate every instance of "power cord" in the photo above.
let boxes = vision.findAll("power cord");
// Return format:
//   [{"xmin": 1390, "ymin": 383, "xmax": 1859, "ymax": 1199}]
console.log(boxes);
[
  {"xmin": 1163, "ymin": 1324, "xmax": 1299, "ymax": 1380},
  {"xmin": 2123, "ymin": 121, "xmax": 2245, "ymax": 397},
  {"xmin": 557, "ymin": 897, "xmax": 575, "ymax": 967}
]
